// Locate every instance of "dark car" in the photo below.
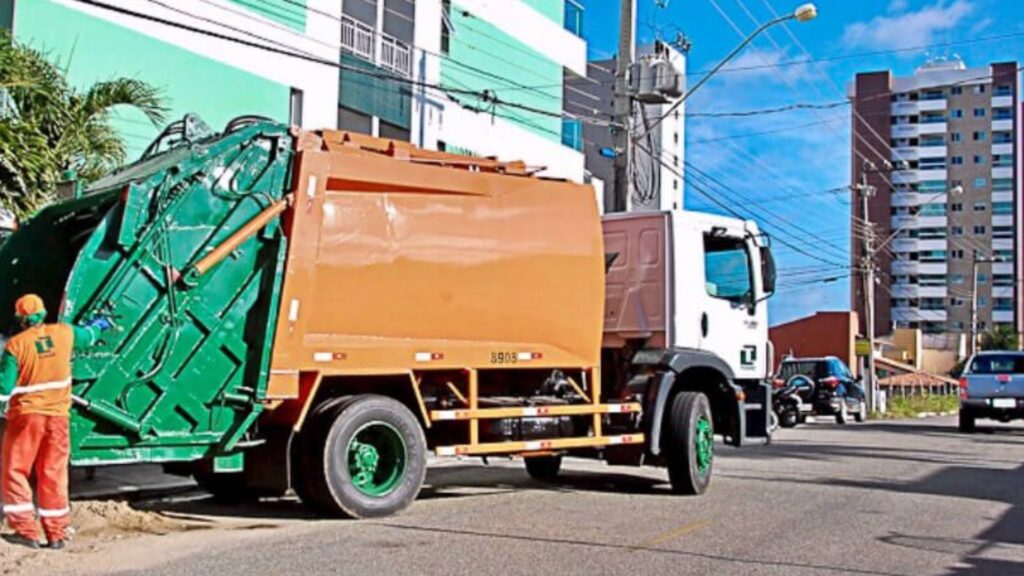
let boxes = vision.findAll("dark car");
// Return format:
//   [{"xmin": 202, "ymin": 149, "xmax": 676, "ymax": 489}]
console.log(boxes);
[{"xmin": 773, "ymin": 356, "xmax": 867, "ymax": 424}]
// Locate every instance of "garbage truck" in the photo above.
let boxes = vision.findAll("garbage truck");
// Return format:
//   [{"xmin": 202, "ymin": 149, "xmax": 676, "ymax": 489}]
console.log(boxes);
[{"xmin": 0, "ymin": 116, "xmax": 776, "ymax": 518}]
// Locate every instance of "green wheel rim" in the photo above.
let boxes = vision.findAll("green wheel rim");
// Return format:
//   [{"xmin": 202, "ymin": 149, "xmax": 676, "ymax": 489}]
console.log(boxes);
[
  {"xmin": 694, "ymin": 415, "xmax": 714, "ymax": 475},
  {"xmin": 347, "ymin": 422, "xmax": 407, "ymax": 497}
]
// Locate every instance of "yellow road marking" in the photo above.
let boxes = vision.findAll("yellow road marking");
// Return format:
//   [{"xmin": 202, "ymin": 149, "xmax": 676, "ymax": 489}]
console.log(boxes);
[{"xmin": 636, "ymin": 519, "xmax": 713, "ymax": 549}]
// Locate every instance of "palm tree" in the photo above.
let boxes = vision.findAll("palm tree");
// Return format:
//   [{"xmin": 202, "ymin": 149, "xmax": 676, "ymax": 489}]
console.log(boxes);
[
  {"xmin": 0, "ymin": 32, "xmax": 166, "ymax": 219},
  {"xmin": 980, "ymin": 324, "xmax": 1019, "ymax": 352}
]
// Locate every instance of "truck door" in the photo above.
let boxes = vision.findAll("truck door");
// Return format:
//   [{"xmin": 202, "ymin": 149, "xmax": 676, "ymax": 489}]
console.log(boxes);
[{"xmin": 698, "ymin": 230, "xmax": 765, "ymax": 381}]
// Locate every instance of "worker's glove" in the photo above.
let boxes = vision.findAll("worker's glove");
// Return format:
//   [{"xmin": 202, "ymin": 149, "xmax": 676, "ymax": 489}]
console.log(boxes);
[{"xmin": 85, "ymin": 315, "xmax": 114, "ymax": 332}]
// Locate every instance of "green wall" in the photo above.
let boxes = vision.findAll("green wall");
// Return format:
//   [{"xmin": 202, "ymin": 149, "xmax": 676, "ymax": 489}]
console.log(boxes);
[
  {"xmin": 522, "ymin": 0, "xmax": 564, "ymax": 26},
  {"xmin": 228, "ymin": 0, "xmax": 306, "ymax": 32},
  {"xmin": 13, "ymin": 0, "xmax": 290, "ymax": 160},
  {"xmin": 444, "ymin": 4, "xmax": 563, "ymax": 143}
]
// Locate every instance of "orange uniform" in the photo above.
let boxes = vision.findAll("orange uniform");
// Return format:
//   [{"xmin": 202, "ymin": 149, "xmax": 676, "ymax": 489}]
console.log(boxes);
[{"xmin": 1, "ymin": 295, "xmax": 104, "ymax": 547}]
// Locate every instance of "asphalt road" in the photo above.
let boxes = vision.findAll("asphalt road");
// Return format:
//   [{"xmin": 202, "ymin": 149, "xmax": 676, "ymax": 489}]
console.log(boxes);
[{"xmin": 21, "ymin": 417, "xmax": 1024, "ymax": 576}]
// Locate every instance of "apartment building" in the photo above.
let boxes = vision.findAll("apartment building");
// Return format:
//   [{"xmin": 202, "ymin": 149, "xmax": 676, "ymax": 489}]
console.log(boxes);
[
  {"xmin": 4, "ymin": 0, "xmax": 589, "ymax": 181},
  {"xmin": 849, "ymin": 58, "xmax": 1021, "ymax": 344}
]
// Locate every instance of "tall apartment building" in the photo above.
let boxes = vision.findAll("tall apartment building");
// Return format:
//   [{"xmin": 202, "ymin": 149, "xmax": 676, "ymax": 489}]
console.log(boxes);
[
  {"xmin": 849, "ymin": 58, "xmax": 1021, "ymax": 344},
  {"xmin": 565, "ymin": 41, "xmax": 687, "ymax": 213},
  {"xmin": 3, "ymin": 0, "xmax": 589, "ymax": 181}
]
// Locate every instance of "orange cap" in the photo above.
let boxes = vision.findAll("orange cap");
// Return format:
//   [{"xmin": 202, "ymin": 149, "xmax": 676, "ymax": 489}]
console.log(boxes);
[{"xmin": 14, "ymin": 294, "xmax": 46, "ymax": 317}]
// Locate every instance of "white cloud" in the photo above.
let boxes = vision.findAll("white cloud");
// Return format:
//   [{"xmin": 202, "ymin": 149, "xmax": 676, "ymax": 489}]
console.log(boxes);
[
  {"xmin": 887, "ymin": 0, "xmax": 909, "ymax": 13},
  {"xmin": 715, "ymin": 47, "xmax": 812, "ymax": 85},
  {"xmin": 842, "ymin": 0, "xmax": 975, "ymax": 51}
]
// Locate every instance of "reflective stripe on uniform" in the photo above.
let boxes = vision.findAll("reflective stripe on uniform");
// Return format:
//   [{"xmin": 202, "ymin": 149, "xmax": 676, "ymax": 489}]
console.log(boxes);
[
  {"xmin": 37, "ymin": 507, "xmax": 70, "ymax": 518},
  {"xmin": 3, "ymin": 503, "xmax": 35, "ymax": 514},
  {"xmin": 0, "ymin": 378, "xmax": 72, "ymax": 401}
]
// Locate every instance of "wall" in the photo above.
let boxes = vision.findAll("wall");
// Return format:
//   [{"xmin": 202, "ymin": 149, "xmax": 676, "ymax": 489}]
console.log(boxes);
[
  {"xmin": 770, "ymin": 312, "xmax": 860, "ymax": 375},
  {"xmin": 10, "ymin": 0, "xmax": 341, "ymax": 159}
]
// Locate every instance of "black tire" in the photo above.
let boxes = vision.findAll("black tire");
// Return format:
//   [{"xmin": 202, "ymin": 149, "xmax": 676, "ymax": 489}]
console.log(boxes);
[
  {"xmin": 780, "ymin": 408, "xmax": 799, "ymax": 428},
  {"xmin": 663, "ymin": 391, "xmax": 714, "ymax": 496},
  {"xmin": 294, "ymin": 396, "xmax": 357, "ymax": 510},
  {"xmin": 524, "ymin": 455, "xmax": 562, "ymax": 482},
  {"xmin": 958, "ymin": 410, "xmax": 976, "ymax": 433},
  {"xmin": 853, "ymin": 401, "xmax": 867, "ymax": 423},
  {"xmin": 835, "ymin": 402, "xmax": 849, "ymax": 425},
  {"xmin": 297, "ymin": 395, "xmax": 426, "ymax": 519}
]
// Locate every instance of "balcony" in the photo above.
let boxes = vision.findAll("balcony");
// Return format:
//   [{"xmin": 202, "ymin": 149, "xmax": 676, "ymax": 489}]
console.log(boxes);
[
  {"xmin": 918, "ymin": 262, "xmax": 948, "ymax": 275},
  {"xmin": 994, "ymin": 215, "xmax": 1014, "ymax": 227},
  {"xmin": 891, "ymin": 214, "xmax": 917, "ymax": 229},
  {"xmin": 993, "ymin": 95, "xmax": 1014, "ymax": 108},
  {"xmin": 994, "ymin": 262, "xmax": 1014, "ymax": 275},
  {"xmin": 892, "ymin": 307, "xmax": 947, "ymax": 322},
  {"xmin": 892, "ymin": 170, "xmax": 921, "ymax": 184},
  {"xmin": 993, "ymin": 167, "xmax": 1014, "ymax": 179},
  {"xmin": 892, "ymin": 238, "xmax": 920, "ymax": 252},
  {"xmin": 892, "ymin": 102, "xmax": 919, "ymax": 116},
  {"xmin": 341, "ymin": 15, "xmax": 412, "ymax": 77},
  {"xmin": 918, "ymin": 239, "xmax": 948, "ymax": 251},
  {"xmin": 917, "ymin": 121, "xmax": 948, "ymax": 135},
  {"xmin": 891, "ymin": 261, "xmax": 918, "ymax": 275},
  {"xmin": 918, "ymin": 215, "xmax": 948, "ymax": 228},
  {"xmin": 992, "ymin": 143, "xmax": 1014, "ymax": 156},
  {"xmin": 892, "ymin": 124, "xmax": 920, "ymax": 138},
  {"xmin": 917, "ymin": 145, "xmax": 948, "ymax": 158},
  {"xmin": 918, "ymin": 286, "xmax": 948, "ymax": 298},
  {"xmin": 892, "ymin": 147, "xmax": 919, "ymax": 161},
  {"xmin": 891, "ymin": 284, "xmax": 919, "ymax": 298},
  {"xmin": 993, "ymin": 119, "xmax": 1014, "ymax": 131},
  {"xmin": 891, "ymin": 192, "xmax": 919, "ymax": 207},
  {"xmin": 918, "ymin": 99, "xmax": 948, "ymax": 112},
  {"xmin": 994, "ymin": 310, "xmax": 1015, "ymax": 323}
]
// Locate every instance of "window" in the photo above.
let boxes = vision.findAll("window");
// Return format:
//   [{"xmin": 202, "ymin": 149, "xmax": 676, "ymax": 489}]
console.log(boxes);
[
  {"xmin": 951, "ymin": 249, "xmax": 965, "ymax": 259},
  {"xmin": 950, "ymin": 156, "xmax": 964, "ymax": 165},
  {"xmin": 951, "ymin": 297, "xmax": 965, "ymax": 307},
  {"xmin": 951, "ymin": 110, "xmax": 964, "ymax": 119},
  {"xmin": 994, "ymin": 107, "xmax": 1013, "ymax": 120},
  {"xmin": 921, "ymin": 89, "xmax": 944, "ymax": 100},
  {"xmin": 951, "ymin": 274, "xmax": 965, "ymax": 284},
  {"xmin": 974, "ymin": 225, "xmax": 987, "ymax": 235},
  {"xmin": 951, "ymin": 132, "xmax": 963, "ymax": 142},
  {"xmin": 994, "ymin": 274, "xmax": 1014, "ymax": 287},
  {"xmin": 920, "ymin": 250, "xmax": 947, "ymax": 263},
  {"xmin": 994, "ymin": 298, "xmax": 1014, "ymax": 311},
  {"xmin": 994, "ymin": 132, "xmax": 1013, "ymax": 144},
  {"xmin": 993, "ymin": 154, "xmax": 1013, "ymax": 167},
  {"xmin": 919, "ymin": 180, "xmax": 946, "ymax": 192},
  {"xmin": 979, "ymin": 297, "xmax": 989, "ymax": 307},
  {"xmin": 950, "ymin": 226, "xmax": 964, "ymax": 236},
  {"xmin": 974, "ymin": 202, "xmax": 987, "ymax": 212},
  {"xmin": 974, "ymin": 177, "xmax": 988, "ymax": 189},
  {"xmin": 918, "ymin": 227, "xmax": 947, "ymax": 239},
  {"xmin": 974, "ymin": 155, "xmax": 986, "ymax": 165},
  {"xmin": 920, "ymin": 274, "xmax": 947, "ymax": 287},
  {"xmin": 704, "ymin": 234, "xmax": 752, "ymax": 302},
  {"xmin": 974, "ymin": 85, "xmax": 987, "ymax": 94},
  {"xmin": 919, "ymin": 157, "xmax": 947, "ymax": 170},
  {"xmin": 994, "ymin": 84, "xmax": 1012, "ymax": 97},
  {"xmin": 993, "ymin": 178, "xmax": 1014, "ymax": 192},
  {"xmin": 921, "ymin": 298, "xmax": 945, "ymax": 310},
  {"xmin": 920, "ymin": 135, "xmax": 945, "ymax": 147},
  {"xmin": 919, "ymin": 203, "xmax": 946, "ymax": 216},
  {"xmin": 973, "ymin": 108, "xmax": 987, "ymax": 117},
  {"xmin": 994, "ymin": 226, "xmax": 1014, "ymax": 238},
  {"xmin": 288, "ymin": 88, "xmax": 304, "ymax": 126},
  {"xmin": 993, "ymin": 201, "xmax": 1013, "ymax": 215},
  {"xmin": 974, "ymin": 131, "xmax": 987, "ymax": 141},
  {"xmin": 951, "ymin": 86, "xmax": 963, "ymax": 95},
  {"xmin": 951, "ymin": 202, "xmax": 963, "ymax": 212},
  {"xmin": 952, "ymin": 321, "xmax": 965, "ymax": 331}
]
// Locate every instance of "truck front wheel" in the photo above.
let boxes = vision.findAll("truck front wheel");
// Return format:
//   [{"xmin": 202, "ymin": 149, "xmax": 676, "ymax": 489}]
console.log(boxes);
[
  {"xmin": 298, "ymin": 395, "xmax": 427, "ymax": 519},
  {"xmin": 524, "ymin": 455, "xmax": 562, "ymax": 482},
  {"xmin": 663, "ymin": 391, "xmax": 714, "ymax": 495}
]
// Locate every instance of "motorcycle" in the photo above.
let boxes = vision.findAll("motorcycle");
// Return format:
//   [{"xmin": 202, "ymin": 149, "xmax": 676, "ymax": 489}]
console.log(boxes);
[{"xmin": 770, "ymin": 374, "xmax": 815, "ymax": 430}]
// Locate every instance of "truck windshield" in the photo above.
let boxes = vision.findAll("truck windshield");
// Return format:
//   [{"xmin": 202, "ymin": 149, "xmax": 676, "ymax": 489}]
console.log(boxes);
[{"xmin": 970, "ymin": 354, "xmax": 1024, "ymax": 374}]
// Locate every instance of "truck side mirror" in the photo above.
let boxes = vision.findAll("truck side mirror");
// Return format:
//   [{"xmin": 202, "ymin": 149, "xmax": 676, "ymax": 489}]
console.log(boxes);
[{"xmin": 760, "ymin": 246, "xmax": 777, "ymax": 297}]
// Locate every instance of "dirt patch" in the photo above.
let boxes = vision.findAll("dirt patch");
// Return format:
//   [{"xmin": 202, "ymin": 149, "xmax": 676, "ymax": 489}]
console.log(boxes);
[{"xmin": 70, "ymin": 500, "xmax": 193, "ymax": 538}]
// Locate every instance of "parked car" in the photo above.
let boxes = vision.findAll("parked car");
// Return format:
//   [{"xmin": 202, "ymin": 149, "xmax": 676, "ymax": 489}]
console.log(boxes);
[
  {"xmin": 958, "ymin": 351, "xmax": 1024, "ymax": 432},
  {"xmin": 773, "ymin": 356, "xmax": 867, "ymax": 424}
]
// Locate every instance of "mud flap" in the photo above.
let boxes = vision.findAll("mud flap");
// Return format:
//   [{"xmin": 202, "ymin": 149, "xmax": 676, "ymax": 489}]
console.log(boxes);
[{"xmin": 740, "ymin": 381, "xmax": 771, "ymax": 445}]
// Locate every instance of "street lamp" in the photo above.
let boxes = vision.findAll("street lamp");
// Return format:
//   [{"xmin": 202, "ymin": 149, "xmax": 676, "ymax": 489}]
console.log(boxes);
[{"xmin": 636, "ymin": 2, "xmax": 818, "ymax": 139}]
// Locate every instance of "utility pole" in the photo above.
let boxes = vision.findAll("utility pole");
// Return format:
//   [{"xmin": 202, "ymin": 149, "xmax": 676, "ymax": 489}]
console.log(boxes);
[
  {"xmin": 971, "ymin": 257, "xmax": 981, "ymax": 358},
  {"xmin": 612, "ymin": 0, "xmax": 636, "ymax": 213},
  {"xmin": 854, "ymin": 166, "xmax": 878, "ymax": 413}
]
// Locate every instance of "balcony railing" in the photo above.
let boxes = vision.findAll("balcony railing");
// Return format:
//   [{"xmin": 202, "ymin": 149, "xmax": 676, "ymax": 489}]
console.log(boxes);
[{"xmin": 341, "ymin": 15, "xmax": 412, "ymax": 77}]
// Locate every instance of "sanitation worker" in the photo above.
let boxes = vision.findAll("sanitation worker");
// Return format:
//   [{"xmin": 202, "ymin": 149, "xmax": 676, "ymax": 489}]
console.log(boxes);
[{"xmin": 0, "ymin": 295, "xmax": 110, "ymax": 550}]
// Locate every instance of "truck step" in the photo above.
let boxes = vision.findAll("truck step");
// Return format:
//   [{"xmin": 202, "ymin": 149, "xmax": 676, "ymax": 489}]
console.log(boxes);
[
  {"xmin": 435, "ymin": 433, "xmax": 645, "ymax": 457},
  {"xmin": 430, "ymin": 402, "xmax": 641, "ymax": 422}
]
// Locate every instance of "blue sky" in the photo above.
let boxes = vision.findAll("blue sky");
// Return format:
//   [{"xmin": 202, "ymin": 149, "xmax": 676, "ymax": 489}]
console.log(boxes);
[{"xmin": 578, "ymin": 0, "xmax": 1024, "ymax": 326}]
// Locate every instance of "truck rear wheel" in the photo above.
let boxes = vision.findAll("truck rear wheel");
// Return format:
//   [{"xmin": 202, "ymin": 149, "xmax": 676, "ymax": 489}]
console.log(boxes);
[
  {"xmin": 524, "ymin": 455, "xmax": 562, "ymax": 482},
  {"xmin": 297, "ymin": 395, "xmax": 426, "ymax": 519},
  {"xmin": 958, "ymin": 411, "xmax": 976, "ymax": 433},
  {"xmin": 663, "ymin": 391, "xmax": 713, "ymax": 495}
]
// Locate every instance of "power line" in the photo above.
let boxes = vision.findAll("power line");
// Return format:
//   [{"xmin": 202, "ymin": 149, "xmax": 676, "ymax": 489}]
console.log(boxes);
[{"xmin": 686, "ymin": 100, "xmax": 847, "ymax": 118}]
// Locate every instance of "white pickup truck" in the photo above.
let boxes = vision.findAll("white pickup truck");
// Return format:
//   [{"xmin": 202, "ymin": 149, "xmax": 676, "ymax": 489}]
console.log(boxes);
[{"xmin": 959, "ymin": 351, "xmax": 1024, "ymax": 432}]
